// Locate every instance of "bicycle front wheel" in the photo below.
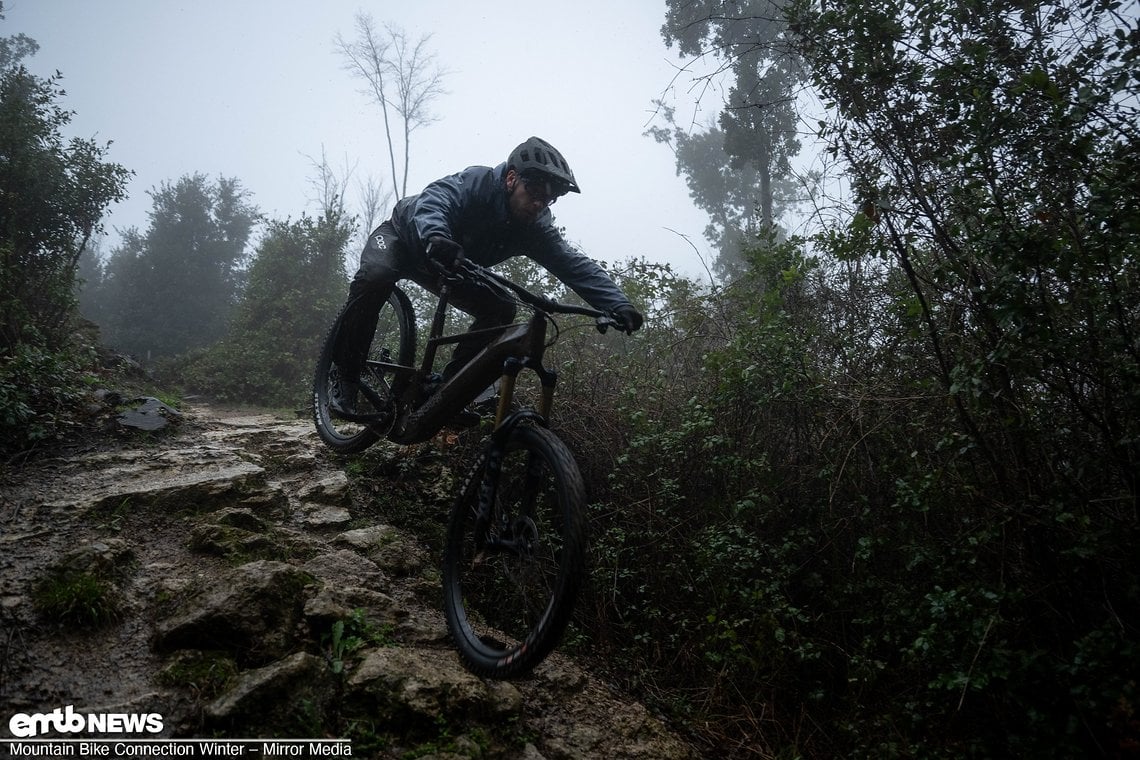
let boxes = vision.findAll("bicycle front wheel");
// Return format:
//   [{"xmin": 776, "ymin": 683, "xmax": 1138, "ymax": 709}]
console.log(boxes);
[
  {"xmin": 312, "ymin": 288, "xmax": 416, "ymax": 454},
  {"xmin": 443, "ymin": 424, "xmax": 588, "ymax": 679}
]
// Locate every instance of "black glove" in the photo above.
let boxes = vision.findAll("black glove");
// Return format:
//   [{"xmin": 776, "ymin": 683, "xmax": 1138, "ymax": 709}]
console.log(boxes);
[
  {"xmin": 426, "ymin": 236, "xmax": 463, "ymax": 270},
  {"xmin": 613, "ymin": 304, "xmax": 644, "ymax": 334}
]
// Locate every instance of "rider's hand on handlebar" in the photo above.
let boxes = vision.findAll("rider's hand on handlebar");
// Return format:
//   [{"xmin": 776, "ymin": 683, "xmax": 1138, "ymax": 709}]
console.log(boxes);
[
  {"xmin": 612, "ymin": 303, "xmax": 644, "ymax": 334},
  {"xmin": 426, "ymin": 236, "xmax": 464, "ymax": 271}
]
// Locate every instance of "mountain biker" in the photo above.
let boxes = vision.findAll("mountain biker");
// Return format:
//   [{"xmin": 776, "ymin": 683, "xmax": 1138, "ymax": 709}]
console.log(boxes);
[{"xmin": 329, "ymin": 136, "xmax": 644, "ymax": 416}]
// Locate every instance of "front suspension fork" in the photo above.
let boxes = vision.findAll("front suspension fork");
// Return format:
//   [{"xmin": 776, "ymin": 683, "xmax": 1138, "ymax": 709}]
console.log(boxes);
[
  {"xmin": 493, "ymin": 356, "xmax": 557, "ymax": 428},
  {"xmin": 475, "ymin": 357, "xmax": 559, "ymax": 556}
]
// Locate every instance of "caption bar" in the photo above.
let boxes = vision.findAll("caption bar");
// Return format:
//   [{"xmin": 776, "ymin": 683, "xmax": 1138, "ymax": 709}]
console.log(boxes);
[{"xmin": 6, "ymin": 739, "xmax": 353, "ymax": 758}]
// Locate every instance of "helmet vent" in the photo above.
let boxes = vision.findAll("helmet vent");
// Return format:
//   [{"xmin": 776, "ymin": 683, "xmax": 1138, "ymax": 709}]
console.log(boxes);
[{"xmin": 507, "ymin": 137, "xmax": 580, "ymax": 193}]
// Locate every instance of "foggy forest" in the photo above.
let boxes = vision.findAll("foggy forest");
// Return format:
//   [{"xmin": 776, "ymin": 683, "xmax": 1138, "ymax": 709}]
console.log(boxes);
[{"xmin": 2, "ymin": 0, "xmax": 1139, "ymax": 757}]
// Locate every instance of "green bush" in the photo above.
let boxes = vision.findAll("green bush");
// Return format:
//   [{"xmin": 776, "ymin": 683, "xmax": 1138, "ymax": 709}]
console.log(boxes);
[
  {"xmin": 1, "ymin": 49, "xmax": 129, "ymax": 461},
  {"xmin": 0, "ymin": 336, "xmax": 99, "ymax": 459},
  {"xmin": 556, "ymin": 236, "xmax": 1139, "ymax": 757},
  {"xmin": 0, "ymin": 64, "xmax": 128, "ymax": 353}
]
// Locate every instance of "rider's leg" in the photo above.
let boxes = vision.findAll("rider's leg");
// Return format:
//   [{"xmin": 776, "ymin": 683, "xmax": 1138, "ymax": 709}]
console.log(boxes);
[{"xmin": 331, "ymin": 223, "xmax": 406, "ymax": 411}]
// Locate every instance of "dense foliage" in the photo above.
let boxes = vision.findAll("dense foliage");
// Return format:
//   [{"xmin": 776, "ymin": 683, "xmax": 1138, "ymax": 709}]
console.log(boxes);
[
  {"xmin": 4, "ymin": 2, "xmax": 1138, "ymax": 756},
  {"xmin": 85, "ymin": 174, "xmax": 260, "ymax": 360},
  {"xmin": 165, "ymin": 210, "xmax": 351, "ymax": 408},
  {"xmin": 0, "ymin": 24, "xmax": 130, "ymax": 457},
  {"xmin": 0, "ymin": 67, "xmax": 128, "ymax": 351},
  {"xmin": 545, "ymin": 0, "xmax": 1140, "ymax": 757}
]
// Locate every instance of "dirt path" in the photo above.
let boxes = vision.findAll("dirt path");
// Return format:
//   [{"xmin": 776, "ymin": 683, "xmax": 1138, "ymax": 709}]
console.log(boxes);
[{"xmin": 0, "ymin": 403, "xmax": 699, "ymax": 759}]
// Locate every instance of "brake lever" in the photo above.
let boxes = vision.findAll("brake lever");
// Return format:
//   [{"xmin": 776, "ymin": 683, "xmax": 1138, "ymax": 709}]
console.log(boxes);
[
  {"xmin": 595, "ymin": 315, "xmax": 623, "ymax": 334},
  {"xmin": 429, "ymin": 256, "xmax": 475, "ymax": 286}
]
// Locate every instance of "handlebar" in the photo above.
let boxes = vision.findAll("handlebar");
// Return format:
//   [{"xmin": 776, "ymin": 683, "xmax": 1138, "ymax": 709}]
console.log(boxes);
[{"xmin": 433, "ymin": 258, "xmax": 628, "ymax": 334}]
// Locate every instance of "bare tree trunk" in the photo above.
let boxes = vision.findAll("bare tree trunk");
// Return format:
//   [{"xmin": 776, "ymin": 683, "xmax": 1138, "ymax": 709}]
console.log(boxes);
[
  {"xmin": 338, "ymin": 17, "xmax": 446, "ymax": 203},
  {"xmin": 337, "ymin": 14, "xmax": 400, "ymax": 197}
]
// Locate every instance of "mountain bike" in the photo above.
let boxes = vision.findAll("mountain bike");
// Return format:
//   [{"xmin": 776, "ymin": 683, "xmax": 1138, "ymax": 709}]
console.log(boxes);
[{"xmin": 312, "ymin": 257, "xmax": 622, "ymax": 678}]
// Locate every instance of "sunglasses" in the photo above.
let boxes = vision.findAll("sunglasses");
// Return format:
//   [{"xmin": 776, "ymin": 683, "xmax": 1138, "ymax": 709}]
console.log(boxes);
[{"xmin": 519, "ymin": 176, "xmax": 561, "ymax": 206}]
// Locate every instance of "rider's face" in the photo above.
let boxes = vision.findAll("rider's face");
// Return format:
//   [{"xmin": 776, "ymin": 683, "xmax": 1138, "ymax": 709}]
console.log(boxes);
[{"xmin": 506, "ymin": 170, "xmax": 558, "ymax": 225}]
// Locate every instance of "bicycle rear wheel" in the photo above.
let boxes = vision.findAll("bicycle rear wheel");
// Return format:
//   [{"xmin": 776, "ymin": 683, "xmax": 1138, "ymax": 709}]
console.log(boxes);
[
  {"xmin": 443, "ymin": 424, "xmax": 587, "ymax": 679},
  {"xmin": 312, "ymin": 288, "xmax": 416, "ymax": 454}
]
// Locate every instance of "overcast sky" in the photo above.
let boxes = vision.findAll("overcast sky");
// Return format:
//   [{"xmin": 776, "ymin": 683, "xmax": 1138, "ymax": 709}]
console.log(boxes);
[{"xmin": 5, "ymin": 0, "xmax": 721, "ymax": 280}]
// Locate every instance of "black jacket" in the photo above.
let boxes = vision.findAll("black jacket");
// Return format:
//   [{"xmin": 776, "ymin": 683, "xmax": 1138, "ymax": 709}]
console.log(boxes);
[{"xmin": 390, "ymin": 162, "xmax": 632, "ymax": 312}]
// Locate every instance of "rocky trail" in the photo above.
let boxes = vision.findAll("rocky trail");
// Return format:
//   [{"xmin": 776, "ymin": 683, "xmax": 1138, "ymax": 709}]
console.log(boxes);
[{"xmin": 0, "ymin": 402, "xmax": 697, "ymax": 759}]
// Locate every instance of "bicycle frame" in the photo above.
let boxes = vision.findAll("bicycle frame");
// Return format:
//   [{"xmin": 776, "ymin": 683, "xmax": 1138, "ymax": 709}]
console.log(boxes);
[
  {"xmin": 378, "ymin": 275, "xmax": 561, "ymax": 446},
  {"xmin": 316, "ymin": 259, "xmax": 615, "ymax": 677}
]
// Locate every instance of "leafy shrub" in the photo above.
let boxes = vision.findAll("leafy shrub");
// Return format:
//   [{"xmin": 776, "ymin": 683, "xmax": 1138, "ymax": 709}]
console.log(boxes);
[
  {"xmin": 0, "ymin": 64, "xmax": 129, "ymax": 354},
  {"xmin": 0, "ymin": 335, "xmax": 100, "ymax": 459},
  {"xmin": 1, "ymin": 51, "xmax": 129, "ymax": 461},
  {"xmin": 556, "ymin": 234, "xmax": 1140, "ymax": 758}
]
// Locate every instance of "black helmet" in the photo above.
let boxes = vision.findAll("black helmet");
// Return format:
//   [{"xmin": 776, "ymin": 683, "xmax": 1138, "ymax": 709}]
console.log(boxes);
[{"xmin": 508, "ymin": 137, "xmax": 580, "ymax": 194}]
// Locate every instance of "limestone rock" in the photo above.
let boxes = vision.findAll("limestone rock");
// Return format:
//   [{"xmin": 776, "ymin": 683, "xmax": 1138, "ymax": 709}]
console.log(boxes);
[
  {"xmin": 212, "ymin": 507, "xmax": 269, "ymax": 532},
  {"xmin": 345, "ymin": 647, "xmax": 522, "ymax": 726},
  {"xmin": 302, "ymin": 504, "xmax": 352, "ymax": 529},
  {"xmin": 296, "ymin": 471, "xmax": 350, "ymax": 505},
  {"xmin": 302, "ymin": 549, "xmax": 385, "ymax": 588},
  {"xmin": 334, "ymin": 523, "xmax": 428, "ymax": 576},
  {"xmin": 43, "ymin": 445, "xmax": 267, "ymax": 516},
  {"xmin": 154, "ymin": 560, "xmax": 315, "ymax": 665},
  {"xmin": 57, "ymin": 538, "xmax": 135, "ymax": 578},
  {"xmin": 206, "ymin": 652, "xmax": 335, "ymax": 736},
  {"xmin": 2, "ymin": 402, "xmax": 701, "ymax": 759},
  {"xmin": 302, "ymin": 584, "xmax": 402, "ymax": 632}
]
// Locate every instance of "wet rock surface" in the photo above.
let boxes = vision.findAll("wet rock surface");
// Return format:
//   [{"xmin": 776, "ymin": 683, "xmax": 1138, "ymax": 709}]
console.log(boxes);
[{"xmin": 0, "ymin": 404, "xmax": 698, "ymax": 758}]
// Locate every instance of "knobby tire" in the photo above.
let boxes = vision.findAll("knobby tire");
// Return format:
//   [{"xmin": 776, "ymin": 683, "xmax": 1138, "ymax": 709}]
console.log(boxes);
[
  {"xmin": 442, "ymin": 424, "xmax": 587, "ymax": 679},
  {"xmin": 312, "ymin": 288, "xmax": 415, "ymax": 454}
]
